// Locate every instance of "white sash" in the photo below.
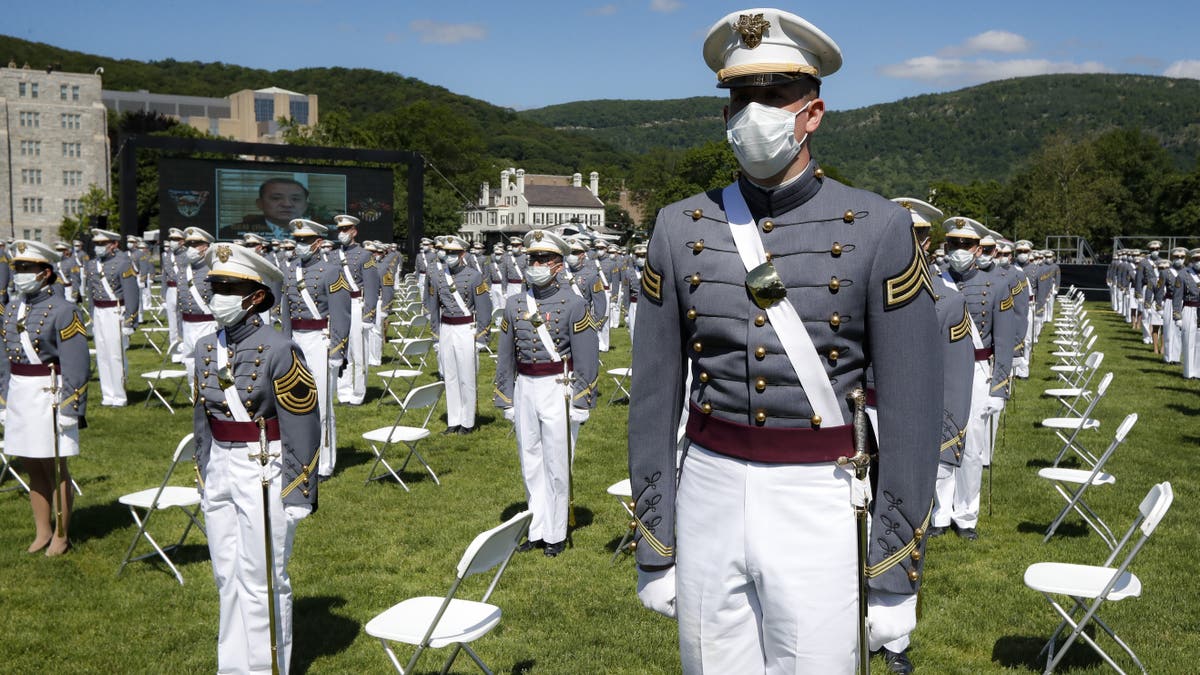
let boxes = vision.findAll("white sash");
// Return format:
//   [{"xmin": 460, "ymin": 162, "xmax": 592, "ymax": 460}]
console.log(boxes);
[
  {"xmin": 186, "ymin": 265, "xmax": 211, "ymax": 314},
  {"xmin": 443, "ymin": 268, "xmax": 470, "ymax": 315},
  {"xmin": 722, "ymin": 183, "xmax": 845, "ymax": 426},
  {"xmin": 595, "ymin": 260, "xmax": 609, "ymax": 289},
  {"xmin": 524, "ymin": 290, "xmax": 562, "ymax": 362},
  {"xmin": 217, "ymin": 331, "xmax": 253, "ymax": 424},
  {"xmin": 563, "ymin": 270, "xmax": 584, "ymax": 298},
  {"xmin": 16, "ymin": 301, "xmax": 42, "ymax": 365},
  {"xmin": 510, "ymin": 255, "xmax": 524, "ymax": 281},
  {"xmin": 338, "ymin": 250, "xmax": 361, "ymax": 293},
  {"xmin": 295, "ymin": 265, "xmax": 322, "ymax": 318},
  {"xmin": 96, "ymin": 260, "xmax": 117, "ymax": 301}
]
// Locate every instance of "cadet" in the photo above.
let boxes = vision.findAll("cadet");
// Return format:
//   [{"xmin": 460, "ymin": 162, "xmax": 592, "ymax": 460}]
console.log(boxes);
[
  {"xmin": 1012, "ymin": 240, "xmax": 1038, "ymax": 378},
  {"xmin": 416, "ymin": 237, "xmax": 434, "ymax": 302},
  {"xmin": 1134, "ymin": 241, "xmax": 1161, "ymax": 344},
  {"xmin": 177, "ymin": 227, "xmax": 217, "ymax": 391},
  {"xmin": 942, "ymin": 217, "xmax": 1016, "ymax": 540},
  {"xmin": 426, "ymin": 236, "xmax": 492, "ymax": 434},
  {"xmin": 623, "ymin": 243, "xmax": 647, "ymax": 338},
  {"xmin": 593, "ymin": 240, "xmax": 620, "ymax": 350},
  {"xmin": 331, "ymin": 214, "xmax": 379, "ymax": 406},
  {"xmin": 1162, "ymin": 247, "xmax": 1186, "ymax": 364},
  {"xmin": 0, "ymin": 240, "xmax": 10, "ymax": 306},
  {"xmin": 494, "ymin": 231, "xmax": 598, "ymax": 557},
  {"xmin": 281, "ymin": 218, "xmax": 352, "ymax": 479},
  {"xmin": 628, "ymin": 10, "xmax": 941, "ymax": 672},
  {"xmin": 53, "ymin": 241, "xmax": 82, "ymax": 303},
  {"xmin": 563, "ymin": 237, "xmax": 608, "ymax": 326},
  {"xmin": 1, "ymin": 241, "xmax": 90, "ymax": 556},
  {"xmin": 192, "ymin": 243, "xmax": 320, "ymax": 675},
  {"xmin": 500, "ymin": 236, "xmax": 526, "ymax": 301},
  {"xmin": 996, "ymin": 238, "xmax": 1030, "ymax": 378},
  {"xmin": 162, "ymin": 228, "xmax": 187, "ymax": 349},
  {"xmin": 1172, "ymin": 248, "xmax": 1200, "ymax": 379},
  {"xmin": 86, "ymin": 228, "xmax": 139, "ymax": 406}
]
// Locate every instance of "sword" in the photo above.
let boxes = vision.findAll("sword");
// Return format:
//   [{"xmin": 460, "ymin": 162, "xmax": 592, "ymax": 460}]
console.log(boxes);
[
  {"xmin": 988, "ymin": 412, "xmax": 995, "ymax": 517},
  {"xmin": 557, "ymin": 362, "xmax": 576, "ymax": 548},
  {"xmin": 838, "ymin": 388, "xmax": 872, "ymax": 675},
  {"xmin": 47, "ymin": 363, "xmax": 65, "ymax": 535},
  {"xmin": 324, "ymin": 332, "xmax": 334, "ymax": 451},
  {"xmin": 250, "ymin": 417, "xmax": 281, "ymax": 675}
]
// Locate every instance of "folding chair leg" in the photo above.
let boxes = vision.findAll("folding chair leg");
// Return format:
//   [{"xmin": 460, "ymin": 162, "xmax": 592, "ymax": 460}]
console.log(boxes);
[
  {"xmin": 365, "ymin": 443, "xmax": 411, "ymax": 492},
  {"xmin": 118, "ymin": 509, "xmax": 187, "ymax": 585},
  {"xmin": 460, "ymin": 644, "xmax": 492, "ymax": 675},
  {"xmin": 399, "ymin": 445, "xmax": 439, "ymax": 486},
  {"xmin": 0, "ymin": 454, "xmax": 31, "ymax": 494},
  {"xmin": 439, "ymin": 644, "xmax": 464, "ymax": 675}
]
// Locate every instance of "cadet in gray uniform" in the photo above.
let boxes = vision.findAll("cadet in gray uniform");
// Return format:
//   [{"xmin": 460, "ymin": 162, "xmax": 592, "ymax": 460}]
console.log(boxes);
[
  {"xmin": 1012, "ymin": 240, "xmax": 1037, "ymax": 378},
  {"xmin": 564, "ymin": 238, "xmax": 608, "ymax": 326},
  {"xmin": 494, "ymin": 231, "xmax": 599, "ymax": 558},
  {"xmin": 281, "ymin": 219, "xmax": 352, "ymax": 479},
  {"xmin": 161, "ymin": 228, "xmax": 186, "ymax": 349},
  {"xmin": 1, "ymin": 241, "xmax": 90, "ymax": 556},
  {"xmin": 86, "ymin": 228, "xmax": 140, "ymax": 406},
  {"xmin": 426, "ymin": 236, "xmax": 492, "ymax": 434},
  {"xmin": 594, "ymin": 241, "xmax": 621, "ymax": 349},
  {"xmin": 942, "ymin": 218, "xmax": 1016, "ymax": 540},
  {"xmin": 1134, "ymin": 242, "xmax": 1160, "ymax": 343},
  {"xmin": 1163, "ymin": 247, "xmax": 1186, "ymax": 364},
  {"xmin": 177, "ymin": 227, "xmax": 217, "ymax": 391},
  {"xmin": 332, "ymin": 215, "xmax": 380, "ymax": 405},
  {"xmin": 1173, "ymin": 249, "xmax": 1200, "ymax": 378},
  {"xmin": 500, "ymin": 237, "xmax": 526, "ymax": 302},
  {"xmin": 628, "ymin": 11, "xmax": 941, "ymax": 672},
  {"xmin": 622, "ymin": 244, "xmax": 648, "ymax": 338},
  {"xmin": 192, "ymin": 243, "xmax": 319, "ymax": 675},
  {"xmin": 0, "ymin": 241, "xmax": 10, "ymax": 306}
]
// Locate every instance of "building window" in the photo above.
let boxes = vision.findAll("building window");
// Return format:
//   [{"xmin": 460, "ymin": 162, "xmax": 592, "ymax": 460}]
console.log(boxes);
[
  {"xmin": 60, "ymin": 84, "xmax": 68, "ymax": 100},
  {"xmin": 19, "ymin": 111, "xmax": 40, "ymax": 127},
  {"xmin": 20, "ymin": 140, "xmax": 41, "ymax": 156},
  {"xmin": 63, "ymin": 170, "xmax": 82, "ymax": 186},
  {"xmin": 63, "ymin": 198, "xmax": 81, "ymax": 215},
  {"xmin": 520, "ymin": 213, "xmax": 526, "ymax": 225},
  {"xmin": 62, "ymin": 142, "xmax": 81, "ymax": 158},
  {"xmin": 60, "ymin": 113, "xmax": 81, "ymax": 129},
  {"xmin": 21, "ymin": 169, "xmax": 42, "ymax": 185},
  {"xmin": 18, "ymin": 82, "xmax": 26, "ymax": 97},
  {"xmin": 71, "ymin": 85, "xmax": 79, "ymax": 101},
  {"xmin": 31, "ymin": 82, "xmax": 38, "ymax": 98},
  {"xmin": 22, "ymin": 229, "xmax": 32, "ymax": 239},
  {"xmin": 21, "ymin": 197, "xmax": 44, "ymax": 214},
  {"xmin": 289, "ymin": 99, "xmax": 309, "ymax": 125},
  {"xmin": 254, "ymin": 97, "xmax": 275, "ymax": 122}
]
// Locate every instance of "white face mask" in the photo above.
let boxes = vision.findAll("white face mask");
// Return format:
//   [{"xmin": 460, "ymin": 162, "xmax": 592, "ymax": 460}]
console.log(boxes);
[
  {"xmin": 168, "ymin": 240, "xmax": 182, "ymax": 252},
  {"xmin": 284, "ymin": 249, "xmax": 296, "ymax": 260},
  {"xmin": 635, "ymin": 257, "xmax": 646, "ymax": 269},
  {"xmin": 448, "ymin": 255, "xmax": 464, "ymax": 271},
  {"xmin": 94, "ymin": 245, "xmax": 108, "ymax": 259},
  {"xmin": 566, "ymin": 254, "xmax": 580, "ymax": 269},
  {"xmin": 976, "ymin": 254, "xmax": 994, "ymax": 269},
  {"xmin": 337, "ymin": 231, "xmax": 353, "ymax": 246},
  {"xmin": 184, "ymin": 247, "xmax": 203, "ymax": 264},
  {"xmin": 14, "ymin": 271, "xmax": 43, "ymax": 294},
  {"xmin": 525, "ymin": 265, "xmax": 554, "ymax": 287},
  {"xmin": 726, "ymin": 101, "xmax": 811, "ymax": 181},
  {"xmin": 210, "ymin": 293, "xmax": 252, "ymax": 327},
  {"xmin": 298, "ymin": 242, "xmax": 317, "ymax": 261},
  {"xmin": 1172, "ymin": 259, "xmax": 1184, "ymax": 269},
  {"xmin": 1016, "ymin": 253, "xmax": 1029, "ymax": 264},
  {"xmin": 1193, "ymin": 261, "xmax": 1200, "ymax": 273},
  {"xmin": 436, "ymin": 250, "xmax": 447, "ymax": 262},
  {"xmin": 948, "ymin": 249, "xmax": 976, "ymax": 273}
]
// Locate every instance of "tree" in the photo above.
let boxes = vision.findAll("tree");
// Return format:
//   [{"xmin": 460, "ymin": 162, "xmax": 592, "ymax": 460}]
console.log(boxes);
[{"xmin": 59, "ymin": 184, "xmax": 117, "ymax": 241}]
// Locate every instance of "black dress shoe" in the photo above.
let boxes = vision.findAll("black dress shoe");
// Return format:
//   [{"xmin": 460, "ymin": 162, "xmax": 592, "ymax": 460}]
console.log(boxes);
[
  {"xmin": 441, "ymin": 426, "xmax": 461, "ymax": 435},
  {"xmin": 516, "ymin": 539, "xmax": 543, "ymax": 553},
  {"xmin": 926, "ymin": 525, "xmax": 947, "ymax": 538},
  {"xmin": 953, "ymin": 524, "xmax": 979, "ymax": 541},
  {"xmin": 457, "ymin": 426, "xmax": 474, "ymax": 435},
  {"xmin": 881, "ymin": 648, "xmax": 914, "ymax": 674},
  {"xmin": 543, "ymin": 540, "xmax": 566, "ymax": 558}
]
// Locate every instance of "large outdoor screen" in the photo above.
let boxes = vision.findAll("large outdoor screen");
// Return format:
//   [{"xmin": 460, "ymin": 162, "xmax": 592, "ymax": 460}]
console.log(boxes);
[{"xmin": 157, "ymin": 158, "xmax": 395, "ymax": 242}]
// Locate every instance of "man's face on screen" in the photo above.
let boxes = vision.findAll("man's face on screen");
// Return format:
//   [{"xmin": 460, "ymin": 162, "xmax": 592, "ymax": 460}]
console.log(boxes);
[{"xmin": 256, "ymin": 183, "xmax": 308, "ymax": 223}]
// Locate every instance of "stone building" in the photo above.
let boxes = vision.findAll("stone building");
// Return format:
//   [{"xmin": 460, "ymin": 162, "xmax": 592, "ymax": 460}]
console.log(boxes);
[
  {"xmin": 102, "ymin": 86, "xmax": 318, "ymax": 143},
  {"xmin": 460, "ymin": 168, "xmax": 617, "ymax": 243}
]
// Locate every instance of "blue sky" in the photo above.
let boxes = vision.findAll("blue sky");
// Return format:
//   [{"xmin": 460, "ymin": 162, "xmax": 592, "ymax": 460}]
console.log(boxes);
[{"xmin": 7, "ymin": 1, "xmax": 1200, "ymax": 112}]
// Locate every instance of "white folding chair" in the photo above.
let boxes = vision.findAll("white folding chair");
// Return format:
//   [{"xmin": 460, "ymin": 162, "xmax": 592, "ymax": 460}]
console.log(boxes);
[
  {"xmin": 606, "ymin": 479, "xmax": 637, "ymax": 564},
  {"xmin": 140, "ymin": 340, "xmax": 189, "ymax": 413},
  {"xmin": 606, "ymin": 367, "xmax": 632, "ymax": 404},
  {"xmin": 138, "ymin": 325, "xmax": 171, "ymax": 354},
  {"xmin": 116, "ymin": 433, "xmax": 206, "ymax": 585},
  {"xmin": 1024, "ymin": 482, "xmax": 1173, "ymax": 675},
  {"xmin": 0, "ymin": 440, "xmax": 31, "ymax": 494},
  {"xmin": 363, "ymin": 381, "xmax": 445, "ymax": 491},
  {"xmin": 1042, "ymin": 372, "xmax": 1113, "ymax": 467},
  {"xmin": 375, "ymin": 338, "xmax": 434, "ymax": 407},
  {"xmin": 1039, "ymin": 413, "xmax": 1137, "ymax": 549},
  {"xmin": 1043, "ymin": 352, "xmax": 1104, "ymax": 417},
  {"xmin": 366, "ymin": 510, "xmax": 533, "ymax": 674}
]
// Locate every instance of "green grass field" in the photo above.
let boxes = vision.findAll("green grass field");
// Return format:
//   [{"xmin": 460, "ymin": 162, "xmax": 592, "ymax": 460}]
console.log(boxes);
[{"xmin": 0, "ymin": 300, "xmax": 1195, "ymax": 674}]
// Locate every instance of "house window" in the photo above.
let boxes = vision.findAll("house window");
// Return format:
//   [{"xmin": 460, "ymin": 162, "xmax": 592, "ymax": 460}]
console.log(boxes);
[
  {"xmin": 289, "ymin": 99, "xmax": 309, "ymax": 124},
  {"xmin": 60, "ymin": 84, "xmax": 68, "ymax": 100},
  {"xmin": 31, "ymin": 82, "xmax": 38, "ymax": 98},
  {"xmin": 254, "ymin": 97, "xmax": 275, "ymax": 122},
  {"xmin": 18, "ymin": 82, "xmax": 26, "ymax": 97},
  {"xmin": 62, "ymin": 142, "xmax": 81, "ymax": 158},
  {"xmin": 71, "ymin": 85, "xmax": 79, "ymax": 101}
]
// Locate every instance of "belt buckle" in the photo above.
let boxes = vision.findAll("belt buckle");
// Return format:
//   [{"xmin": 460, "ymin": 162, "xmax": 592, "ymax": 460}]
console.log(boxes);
[{"xmin": 745, "ymin": 262, "xmax": 787, "ymax": 310}]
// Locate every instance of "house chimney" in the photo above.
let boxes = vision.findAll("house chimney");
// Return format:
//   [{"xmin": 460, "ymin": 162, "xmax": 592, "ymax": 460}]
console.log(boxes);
[
  {"xmin": 589, "ymin": 171, "xmax": 599, "ymax": 197},
  {"xmin": 481, "ymin": 181, "xmax": 489, "ymax": 207},
  {"xmin": 516, "ymin": 169, "xmax": 525, "ymax": 194},
  {"xmin": 572, "ymin": 172, "xmax": 582, "ymax": 188},
  {"xmin": 500, "ymin": 169, "xmax": 510, "ymax": 196}
]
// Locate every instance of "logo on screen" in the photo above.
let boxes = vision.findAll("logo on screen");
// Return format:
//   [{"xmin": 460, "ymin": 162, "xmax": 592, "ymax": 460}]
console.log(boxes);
[
  {"xmin": 169, "ymin": 189, "xmax": 210, "ymax": 218},
  {"xmin": 349, "ymin": 197, "xmax": 392, "ymax": 224}
]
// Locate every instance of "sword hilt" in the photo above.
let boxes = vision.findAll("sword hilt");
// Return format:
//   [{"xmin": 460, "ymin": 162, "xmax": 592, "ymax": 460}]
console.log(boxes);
[{"xmin": 837, "ymin": 387, "xmax": 873, "ymax": 480}]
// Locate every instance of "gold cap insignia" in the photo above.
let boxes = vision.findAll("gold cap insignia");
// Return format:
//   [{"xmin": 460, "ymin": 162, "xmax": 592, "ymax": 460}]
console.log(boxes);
[
  {"xmin": 216, "ymin": 245, "xmax": 232, "ymax": 263},
  {"xmin": 734, "ymin": 13, "xmax": 770, "ymax": 49},
  {"xmin": 15, "ymin": 242, "xmax": 26, "ymax": 253},
  {"xmin": 900, "ymin": 201, "xmax": 912, "ymax": 210},
  {"xmin": 534, "ymin": 231, "xmax": 543, "ymax": 241}
]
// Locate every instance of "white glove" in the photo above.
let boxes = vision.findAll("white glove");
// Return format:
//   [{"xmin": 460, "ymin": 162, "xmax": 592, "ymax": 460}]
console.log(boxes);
[
  {"xmin": 329, "ymin": 357, "xmax": 345, "ymax": 369},
  {"xmin": 980, "ymin": 396, "xmax": 1005, "ymax": 418},
  {"xmin": 569, "ymin": 406, "xmax": 590, "ymax": 424},
  {"xmin": 867, "ymin": 590, "xmax": 918, "ymax": 651},
  {"xmin": 121, "ymin": 326, "xmax": 135, "ymax": 337},
  {"xmin": 502, "ymin": 407, "xmax": 515, "ymax": 423},
  {"xmin": 285, "ymin": 504, "xmax": 312, "ymax": 523},
  {"xmin": 1177, "ymin": 319, "xmax": 1184, "ymax": 329},
  {"xmin": 0, "ymin": 409, "xmax": 6, "ymax": 426},
  {"xmin": 636, "ymin": 566, "xmax": 677, "ymax": 619},
  {"xmin": 57, "ymin": 415, "xmax": 79, "ymax": 433}
]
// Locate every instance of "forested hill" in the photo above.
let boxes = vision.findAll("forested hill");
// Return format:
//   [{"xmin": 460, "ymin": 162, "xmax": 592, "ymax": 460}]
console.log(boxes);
[{"xmin": 520, "ymin": 74, "xmax": 1200, "ymax": 195}]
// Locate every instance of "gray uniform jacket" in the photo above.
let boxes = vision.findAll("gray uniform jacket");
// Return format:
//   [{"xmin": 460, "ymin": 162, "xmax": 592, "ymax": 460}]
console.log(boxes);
[
  {"xmin": 1159, "ymin": 267, "xmax": 1179, "ymax": 308},
  {"xmin": 86, "ymin": 250, "xmax": 140, "ymax": 326},
  {"xmin": 177, "ymin": 259, "xmax": 214, "ymax": 319},
  {"xmin": 931, "ymin": 268, "xmax": 974, "ymax": 466},
  {"xmin": 55, "ymin": 255, "xmax": 82, "ymax": 299},
  {"xmin": 1134, "ymin": 257, "xmax": 1157, "ymax": 300},
  {"xmin": 0, "ymin": 285, "xmax": 90, "ymax": 422},
  {"xmin": 993, "ymin": 265, "xmax": 1029, "ymax": 360},
  {"xmin": 566, "ymin": 263, "xmax": 608, "ymax": 321},
  {"xmin": 492, "ymin": 280, "xmax": 599, "ymax": 410},
  {"xmin": 1172, "ymin": 269, "xmax": 1200, "ymax": 321},
  {"xmin": 949, "ymin": 264, "xmax": 1017, "ymax": 399},
  {"xmin": 484, "ymin": 256, "xmax": 505, "ymax": 285},
  {"xmin": 500, "ymin": 253, "xmax": 525, "ymax": 291},
  {"xmin": 191, "ymin": 315, "xmax": 320, "ymax": 510},
  {"xmin": 279, "ymin": 255, "xmax": 352, "ymax": 361},
  {"xmin": 160, "ymin": 250, "xmax": 181, "ymax": 296},
  {"xmin": 425, "ymin": 263, "xmax": 493, "ymax": 341},
  {"xmin": 628, "ymin": 169, "xmax": 942, "ymax": 595},
  {"xmin": 337, "ymin": 243, "xmax": 381, "ymax": 322}
]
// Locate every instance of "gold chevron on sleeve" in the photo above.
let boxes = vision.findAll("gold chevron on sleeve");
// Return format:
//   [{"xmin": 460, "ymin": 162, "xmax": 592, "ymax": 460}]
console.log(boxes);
[
  {"xmin": 574, "ymin": 309, "xmax": 595, "ymax": 333},
  {"xmin": 1000, "ymin": 295, "xmax": 1014, "ymax": 311},
  {"xmin": 59, "ymin": 313, "xmax": 87, "ymax": 341},
  {"xmin": 883, "ymin": 230, "xmax": 933, "ymax": 310},
  {"xmin": 499, "ymin": 317, "xmax": 509, "ymax": 333},
  {"xmin": 949, "ymin": 305, "xmax": 971, "ymax": 342},
  {"xmin": 475, "ymin": 281, "xmax": 489, "ymax": 295},
  {"xmin": 592, "ymin": 278, "xmax": 604, "ymax": 294},
  {"xmin": 641, "ymin": 257, "xmax": 664, "ymax": 303},
  {"xmin": 274, "ymin": 351, "xmax": 318, "ymax": 415},
  {"xmin": 329, "ymin": 273, "xmax": 350, "ymax": 294}
]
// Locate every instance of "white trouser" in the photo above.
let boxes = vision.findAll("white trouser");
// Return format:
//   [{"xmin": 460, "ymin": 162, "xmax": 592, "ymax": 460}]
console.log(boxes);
[
  {"xmin": 418, "ymin": 273, "xmax": 427, "ymax": 303},
  {"xmin": 164, "ymin": 286, "xmax": 180, "ymax": 355},
  {"xmin": 932, "ymin": 462, "xmax": 955, "ymax": 528},
  {"xmin": 1140, "ymin": 300, "xmax": 1154, "ymax": 342},
  {"xmin": 608, "ymin": 289, "xmax": 622, "ymax": 329},
  {"xmin": 676, "ymin": 443, "xmax": 857, "ymax": 674},
  {"xmin": 367, "ymin": 301, "xmax": 383, "ymax": 366},
  {"xmin": 514, "ymin": 373, "xmax": 579, "ymax": 545},
  {"xmin": 202, "ymin": 438, "xmax": 298, "ymax": 675},
  {"xmin": 93, "ymin": 305, "xmax": 128, "ymax": 406},
  {"xmin": 5, "ymin": 372, "xmax": 81, "ymax": 458},
  {"xmin": 1165, "ymin": 310, "xmax": 1182, "ymax": 363},
  {"xmin": 1046, "ymin": 290, "xmax": 1056, "ymax": 322},
  {"xmin": 1109, "ymin": 284, "xmax": 1117, "ymax": 311},
  {"xmin": 952, "ymin": 361, "xmax": 991, "ymax": 529},
  {"xmin": 139, "ymin": 282, "xmax": 151, "ymax": 321},
  {"xmin": 1182, "ymin": 307, "xmax": 1200, "ymax": 379},
  {"xmin": 489, "ymin": 287, "xmax": 505, "ymax": 323},
  {"xmin": 439, "ymin": 322, "xmax": 476, "ymax": 428},
  {"xmin": 627, "ymin": 300, "xmax": 638, "ymax": 339},
  {"xmin": 181, "ymin": 318, "xmax": 218, "ymax": 393},
  {"xmin": 1125, "ymin": 289, "xmax": 1135, "ymax": 322},
  {"xmin": 598, "ymin": 291, "xmax": 612, "ymax": 351},
  {"xmin": 337, "ymin": 298, "xmax": 366, "ymax": 404},
  {"xmin": 294, "ymin": 329, "xmax": 336, "ymax": 476}
]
